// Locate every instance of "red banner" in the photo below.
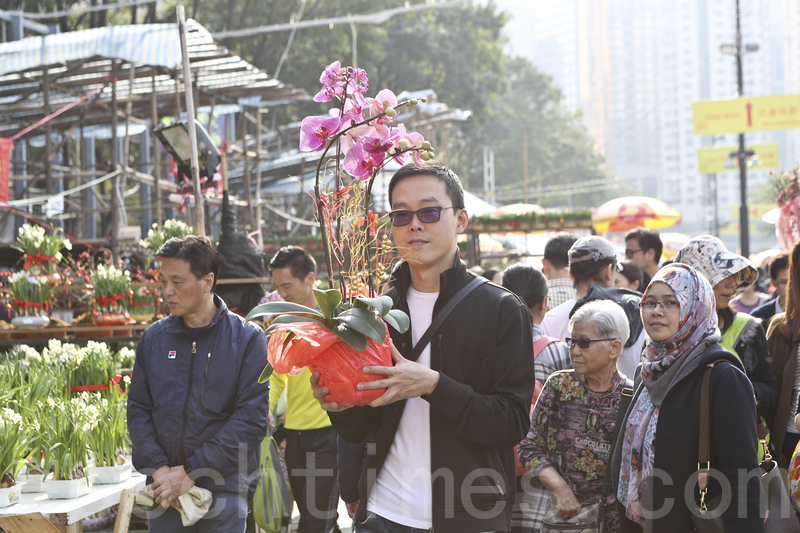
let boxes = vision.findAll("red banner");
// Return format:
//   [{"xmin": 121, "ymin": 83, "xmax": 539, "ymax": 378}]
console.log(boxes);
[{"xmin": 0, "ymin": 138, "xmax": 12, "ymax": 204}]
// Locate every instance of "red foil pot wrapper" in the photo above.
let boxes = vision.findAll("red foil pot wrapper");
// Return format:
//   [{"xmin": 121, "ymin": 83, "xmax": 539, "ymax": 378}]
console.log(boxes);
[{"xmin": 267, "ymin": 320, "xmax": 391, "ymax": 406}]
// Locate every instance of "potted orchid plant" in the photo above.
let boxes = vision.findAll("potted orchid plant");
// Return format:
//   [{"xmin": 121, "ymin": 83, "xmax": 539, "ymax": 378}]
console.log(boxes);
[{"xmin": 247, "ymin": 62, "xmax": 435, "ymax": 406}]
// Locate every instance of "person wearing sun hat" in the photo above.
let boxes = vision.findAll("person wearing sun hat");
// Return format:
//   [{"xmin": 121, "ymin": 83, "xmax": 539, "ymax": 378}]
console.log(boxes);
[{"xmin": 674, "ymin": 235, "xmax": 778, "ymax": 416}]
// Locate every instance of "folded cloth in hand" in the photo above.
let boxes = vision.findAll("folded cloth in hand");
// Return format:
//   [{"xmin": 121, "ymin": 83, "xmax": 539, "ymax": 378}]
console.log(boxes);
[{"xmin": 136, "ymin": 484, "xmax": 213, "ymax": 526}]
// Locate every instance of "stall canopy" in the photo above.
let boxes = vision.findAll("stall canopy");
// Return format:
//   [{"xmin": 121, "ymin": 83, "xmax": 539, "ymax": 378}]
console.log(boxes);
[{"xmin": 0, "ymin": 19, "xmax": 308, "ymax": 138}]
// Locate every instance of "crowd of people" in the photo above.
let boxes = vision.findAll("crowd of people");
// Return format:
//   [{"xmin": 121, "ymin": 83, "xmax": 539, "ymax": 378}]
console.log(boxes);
[{"xmin": 126, "ymin": 160, "xmax": 800, "ymax": 533}]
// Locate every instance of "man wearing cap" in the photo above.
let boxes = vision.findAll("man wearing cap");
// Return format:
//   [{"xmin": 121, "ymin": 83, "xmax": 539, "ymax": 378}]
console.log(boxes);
[
  {"xmin": 541, "ymin": 235, "xmax": 645, "ymax": 378},
  {"xmin": 675, "ymin": 235, "xmax": 777, "ymax": 416}
]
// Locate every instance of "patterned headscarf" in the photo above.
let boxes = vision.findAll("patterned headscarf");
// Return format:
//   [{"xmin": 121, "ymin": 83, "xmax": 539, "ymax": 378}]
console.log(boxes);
[
  {"xmin": 617, "ymin": 264, "xmax": 720, "ymax": 526},
  {"xmin": 674, "ymin": 234, "xmax": 758, "ymax": 291},
  {"xmin": 640, "ymin": 263, "xmax": 718, "ymax": 384}
]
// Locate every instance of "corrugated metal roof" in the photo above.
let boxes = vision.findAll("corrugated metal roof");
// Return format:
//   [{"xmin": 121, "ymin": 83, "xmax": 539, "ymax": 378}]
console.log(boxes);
[{"xmin": 0, "ymin": 19, "xmax": 308, "ymax": 138}]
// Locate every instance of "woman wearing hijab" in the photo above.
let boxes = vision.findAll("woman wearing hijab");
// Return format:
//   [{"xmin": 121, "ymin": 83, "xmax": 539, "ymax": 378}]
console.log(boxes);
[
  {"xmin": 674, "ymin": 235, "xmax": 777, "ymax": 416},
  {"xmin": 766, "ymin": 240, "xmax": 800, "ymax": 466},
  {"xmin": 611, "ymin": 263, "xmax": 762, "ymax": 532}
]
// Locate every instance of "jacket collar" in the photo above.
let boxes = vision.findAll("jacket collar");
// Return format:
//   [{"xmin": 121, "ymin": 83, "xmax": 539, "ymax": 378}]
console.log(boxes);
[
  {"xmin": 164, "ymin": 294, "xmax": 228, "ymax": 334},
  {"xmin": 391, "ymin": 251, "xmax": 470, "ymax": 303}
]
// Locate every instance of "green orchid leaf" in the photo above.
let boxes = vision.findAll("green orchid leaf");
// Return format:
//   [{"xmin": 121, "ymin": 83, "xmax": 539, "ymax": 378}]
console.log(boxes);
[
  {"xmin": 265, "ymin": 314, "xmax": 327, "ymax": 334},
  {"xmin": 334, "ymin": 325, "xmax": 368, "ymax": 351},
  {"xmin": 353, "ymin": 295, "xmax": 394, "ymax": 316},
  {"xmin": 383, "ymin": 309, "xmax": 411, "ymax": 334},
  {"xmin": 258, "ymin": 363, "xmax": 274, "ymax": 383},
  {"xmin": 246, "ymin": 302, "xmax": 324, "ymax": 322},
  {"xmin": 314, "ymin": 288, "xmax": 343, "ymax": 320},
  {"xmin": 336, "ymin": 308, "xmax": 387, "ymax": 345}
]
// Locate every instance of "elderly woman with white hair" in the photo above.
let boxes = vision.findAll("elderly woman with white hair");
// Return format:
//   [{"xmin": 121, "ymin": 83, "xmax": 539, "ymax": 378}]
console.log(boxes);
[{"xmin": 518, "ymin": 300, "xmax": 634, "ymax": 533}]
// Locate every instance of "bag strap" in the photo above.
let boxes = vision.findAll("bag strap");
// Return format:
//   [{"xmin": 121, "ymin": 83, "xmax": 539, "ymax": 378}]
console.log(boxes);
[
  {"xmin": 603, "ymin": 379, "xmax": 634, "ymax": 497},
  {"xmin": 696, "ymin": 359, "xmax": 730, "ymax": 514},
  {"xmin": 406, "ymin": 276, "xmax": 487, "ymax": 362},
  {"xmin": 533, "ymin": 335, "xmax": 559, "ymax": 359}
]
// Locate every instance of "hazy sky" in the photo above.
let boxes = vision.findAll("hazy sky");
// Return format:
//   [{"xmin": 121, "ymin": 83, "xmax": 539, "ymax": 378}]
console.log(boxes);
[{"xmin": 491, "ymin": 0, "xmax": 538, "ymax": 63}]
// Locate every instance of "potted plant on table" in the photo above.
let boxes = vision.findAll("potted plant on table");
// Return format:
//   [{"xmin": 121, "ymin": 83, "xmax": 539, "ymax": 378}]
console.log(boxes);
[
  {"xmin": 8, "ymin": 271, "xmax": 56, "ymax": 330},
  {"xmin": 86, "ymin": 393, "xmax": 131, "ymax": 484},
  {"xmin": 12, "ymin": 224, "xmax": 70, "ymax": 281},
  {"xmin": 0, "ymin": 407, "xmax": 34, "ymax": 507},
  {"xmin": 90, "ymin": 264, "xmax": 131, "ymax": 330},
  {"xmin": 247, "ymin": 62, "xmax": 436, "ymax": 406},
  {"xmin": 37, "ymin": 394, "xmax": 97, "ymax": 499}
]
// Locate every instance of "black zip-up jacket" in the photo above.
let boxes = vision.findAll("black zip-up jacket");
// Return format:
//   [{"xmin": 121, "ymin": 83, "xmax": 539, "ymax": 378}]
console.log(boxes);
[
  {"xmin": 128, "ymin": 295, "xmax": 270, "ymax": 494},
  {"xmin": 329, "ymin": 256, "xmax": 535, "ymax": 533}
]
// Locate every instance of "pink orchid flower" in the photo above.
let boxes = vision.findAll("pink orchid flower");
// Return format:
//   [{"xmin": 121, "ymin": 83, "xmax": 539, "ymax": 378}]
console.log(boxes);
[
  {"xmin": 313, "ymin": 84, "xmax": 342, "ymax": 103},
  {"xmin": 319, "ymin": 61, "xmax": 343, "ymax": 86},
  {"xmin": 299, "ymin": 116, "xmax": 342, "ymax": 151},
  {"xmin": 339, "ymin": 124, "xmax": 374, "ymax": 154},
  {"xmin": 343, "ymin": 144, "xmax": 383, "ymax": 181},
  {"xmin": 366, "ymin": 89, "xmax": 398, "ymax": 125}
]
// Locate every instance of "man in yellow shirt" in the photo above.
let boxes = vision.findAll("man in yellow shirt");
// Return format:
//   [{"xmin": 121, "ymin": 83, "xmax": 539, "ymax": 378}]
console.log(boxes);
[{"xmin": 269, "ymin": 246, "xmax": 341, "ymax": 533}]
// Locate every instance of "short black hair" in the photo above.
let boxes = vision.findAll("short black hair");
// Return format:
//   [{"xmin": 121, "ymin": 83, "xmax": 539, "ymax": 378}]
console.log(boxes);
[
  {"xmin": 502, "ymin": 263, "xmax": 548, "ymax": 309},
  {"xmin": 770, "ymin": 252, "xmax": 790, "ymax": 281},
  {"xmin": 544, "ymin": 232, "xmax": 578, "ymax": 270},
  {"xmin": 156, "ymin": 235, "xmax": 220, "ymax": 291},
  {"xmin": 625, "ymin": 228, "xmax": 663, "ymax": 260},
  {"xmin": 570, "ymin": 258, "xmax": 615, "ymax": 286},
  {"xmin": 482, "ymin": 268, "xmax": 501, "ymax": 282},
  {"xmin": 269, "ymin": 246, "xmax": 316, "ymax": 280},
  {"xmin": 619, "ymin": 260, "xmax": 644, "ymax": 291},
  {"xmin": 388, "ymin": 161, "xmax": 465, "ymax": 210}
]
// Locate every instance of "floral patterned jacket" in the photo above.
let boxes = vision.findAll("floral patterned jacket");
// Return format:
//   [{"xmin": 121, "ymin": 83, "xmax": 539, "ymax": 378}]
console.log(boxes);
[{"xmin": 518, "ymin": 370, "xmax": 627, "ymax": 532}]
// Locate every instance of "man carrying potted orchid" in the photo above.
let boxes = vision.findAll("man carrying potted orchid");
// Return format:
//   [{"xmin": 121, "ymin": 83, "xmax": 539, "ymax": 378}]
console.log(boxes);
[{"xmin": 312, "ymin": 161, "xmax": 536, "ymax": 533}]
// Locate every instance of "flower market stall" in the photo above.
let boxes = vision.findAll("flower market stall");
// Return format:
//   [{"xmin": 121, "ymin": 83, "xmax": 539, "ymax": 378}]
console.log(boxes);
[{"xmin": 0, "ymin": 342, "xmax": 144, "ymax": 533}]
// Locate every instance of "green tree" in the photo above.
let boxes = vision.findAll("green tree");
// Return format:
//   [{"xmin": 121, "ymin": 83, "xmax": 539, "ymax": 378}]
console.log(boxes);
[{"xmin": 451, "ymin": 56, "xmax": 614, "ymax": 207}]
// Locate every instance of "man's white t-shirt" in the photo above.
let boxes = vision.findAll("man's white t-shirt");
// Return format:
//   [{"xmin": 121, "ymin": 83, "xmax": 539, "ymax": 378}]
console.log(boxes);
[
  {"xmin": 541, "ymin": 298, "xmax": 644, "ymax": 379},
  {"xmin": 366, "ymin": 287, "xmax": 437, "ymax": 528}
]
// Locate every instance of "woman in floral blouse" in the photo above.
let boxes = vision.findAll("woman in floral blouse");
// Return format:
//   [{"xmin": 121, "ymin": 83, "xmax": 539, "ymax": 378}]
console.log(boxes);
[{"xmin": 518, "ymin": 299, "xmax": 631, "ymax": 533}]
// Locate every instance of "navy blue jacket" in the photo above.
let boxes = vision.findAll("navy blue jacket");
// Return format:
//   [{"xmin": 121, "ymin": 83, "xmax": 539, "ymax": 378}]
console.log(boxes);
[{"xmin": 128, "ymin": 295, "xmax": 270, "ymax": 494}]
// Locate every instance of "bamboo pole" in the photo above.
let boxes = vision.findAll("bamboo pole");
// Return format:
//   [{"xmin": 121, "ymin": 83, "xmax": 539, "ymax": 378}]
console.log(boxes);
[
  {"xmin": 176, "ymin": 5, "xmax": 205, "ymax": 236},
  {"xmin": 241, "ymin": 108, "xmax": 254, "ymax": 227},
  {"xmin": 110, "ymin": 60, "xmax": 120, "ymax": 262},
  {"xmin": 151, "ymin": 76, "xmax": 163, "ymax": 225},
  {"xmin": 255, "ymin": 108, "xmax": 263, "ymax": 248}
]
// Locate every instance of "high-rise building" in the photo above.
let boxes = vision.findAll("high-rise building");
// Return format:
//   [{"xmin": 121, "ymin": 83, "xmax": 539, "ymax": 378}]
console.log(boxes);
[{"xmin": 519, "ymin": 0, "xmax": 800, "ymax": 251}]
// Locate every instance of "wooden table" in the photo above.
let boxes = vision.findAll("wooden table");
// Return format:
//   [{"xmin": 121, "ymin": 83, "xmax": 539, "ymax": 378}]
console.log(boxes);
[
  {"xmin": 0, "ymin": 324, "xmax": 151, "ymax": 347},
  {"xmin": 0, "ymin": 474, "xmax": 145, "ymax": 533}
]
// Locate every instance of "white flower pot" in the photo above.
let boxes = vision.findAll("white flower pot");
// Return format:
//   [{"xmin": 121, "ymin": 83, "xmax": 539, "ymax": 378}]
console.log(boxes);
[
  {"xmin": 11, "ymin": 315, "xmax": 50, "ymax": 329},
  {"xmin": 0, "ymin": 483, "xmax": 24, "ymax": 508},
  {"xmin": 45, "ymin": 475, "xmax": 95, "ymax": 499},
  {"xmin": 90, "ymin": 463, "xmax": 132, "ymax": 485},
  {"xmin": 20, "ymin": 472, "xmax": 52, "ymax": 493}
]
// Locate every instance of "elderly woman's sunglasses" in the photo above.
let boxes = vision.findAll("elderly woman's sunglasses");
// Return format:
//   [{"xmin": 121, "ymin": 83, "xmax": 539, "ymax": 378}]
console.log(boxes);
[
  {"xmin": 388, "ymin": 206, "xmax": 455, "ymax": 227},
  {"xmin": 565, "ymin": 337, "xmax": 616, "ymax": 350}
]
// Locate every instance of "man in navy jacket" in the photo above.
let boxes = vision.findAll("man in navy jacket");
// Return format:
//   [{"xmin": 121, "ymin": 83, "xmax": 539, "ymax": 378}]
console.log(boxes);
[{"xmin": 128, "ymin": 236, "xmax": 270, "ymax": 533}]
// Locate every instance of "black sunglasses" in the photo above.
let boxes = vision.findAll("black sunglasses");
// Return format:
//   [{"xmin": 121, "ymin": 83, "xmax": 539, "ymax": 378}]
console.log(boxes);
[
  {"xmin": 389, "ymin": 206, "xmax": 455, "ymax": 227},
  {"xmin": 565, "ymin": 337, "xmax": 616, "ymax": 350}
]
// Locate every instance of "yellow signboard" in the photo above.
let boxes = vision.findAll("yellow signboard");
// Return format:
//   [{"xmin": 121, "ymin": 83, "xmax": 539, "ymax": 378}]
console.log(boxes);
[
  {"xmin": 692, "ymin": 95, "xmax": 800, "ymax": 135},
  {"xmin": 696, "ymin": 143, "xmax": 780, "ymax": 174}
]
